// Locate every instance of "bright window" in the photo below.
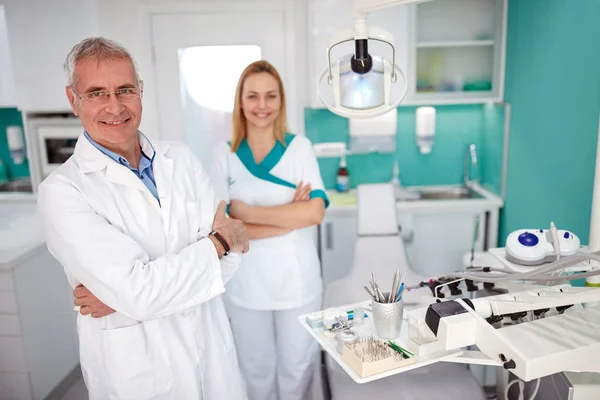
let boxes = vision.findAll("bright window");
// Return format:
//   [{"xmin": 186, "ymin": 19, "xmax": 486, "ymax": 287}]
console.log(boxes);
[{"xmin": 178, "ymin": 45, "xmax": 262, "ymax": 112}]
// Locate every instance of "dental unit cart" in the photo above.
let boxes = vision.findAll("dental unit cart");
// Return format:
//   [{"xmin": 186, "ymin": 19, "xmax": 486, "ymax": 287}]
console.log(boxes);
[{"xmin": 301, "ymin": 224, "xmax": 600, "ymax": 399}]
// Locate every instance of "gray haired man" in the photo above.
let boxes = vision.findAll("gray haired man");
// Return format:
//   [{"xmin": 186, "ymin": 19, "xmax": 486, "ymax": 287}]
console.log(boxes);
[{"xmin": 38, "ymin": 37, "xmax": 249, "ymax": 399}]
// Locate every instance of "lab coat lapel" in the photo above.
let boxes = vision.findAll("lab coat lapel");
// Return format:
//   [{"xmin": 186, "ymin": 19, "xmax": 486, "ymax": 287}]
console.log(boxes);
[
  {"xmin": 75, "ymin": 133, "xmax": 159, "ymax": 203},
  {"xmin": 75, "ymin": 134, "xmax": 150, "ymax": 195},
  {"xmin": 105, "ymin": 163, "xmax": 152, "ymax": 195},
  {"xmin": 153, "ymin": 151, "xmax": 174, "ymax": 233}
]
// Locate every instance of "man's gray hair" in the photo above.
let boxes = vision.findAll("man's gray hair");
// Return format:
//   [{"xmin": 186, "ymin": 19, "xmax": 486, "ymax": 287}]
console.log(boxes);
[{"xmin": 64, "ymin": 37, "xmax": 141, "ymax": 87}]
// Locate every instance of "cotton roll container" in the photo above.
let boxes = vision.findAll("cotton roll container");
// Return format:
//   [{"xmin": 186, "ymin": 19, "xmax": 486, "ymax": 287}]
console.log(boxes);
[{"xmin": 336, "ymin": 329, "xmax": 359, "ymax": 354}]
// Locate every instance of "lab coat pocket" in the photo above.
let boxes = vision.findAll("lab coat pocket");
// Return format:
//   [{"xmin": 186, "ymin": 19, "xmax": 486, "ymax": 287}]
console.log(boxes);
[{"xmin": 102, "ymin": 320, "xmax": 172, "ymax": 399}]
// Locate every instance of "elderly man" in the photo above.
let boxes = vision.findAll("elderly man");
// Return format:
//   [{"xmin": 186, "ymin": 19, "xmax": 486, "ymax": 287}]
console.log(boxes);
[{"xmin": 37, "ymin": 37, "xmax": 249, "ymax": 400}]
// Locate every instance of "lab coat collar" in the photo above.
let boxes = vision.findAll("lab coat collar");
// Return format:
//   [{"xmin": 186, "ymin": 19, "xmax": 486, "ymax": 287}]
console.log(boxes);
[
  {"xmin": 74, "ymin": 133, "xmax": 173, "ymax": 216},
  {"xmin": 74, "ymin": 132, "xmax": 169, "ymax": 174}
]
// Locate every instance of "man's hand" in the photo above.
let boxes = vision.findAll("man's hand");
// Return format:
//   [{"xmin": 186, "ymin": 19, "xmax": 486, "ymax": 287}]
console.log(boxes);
[
  {"xmin": 212, "ymin": 201, "xmax": 249, "ymax": 254},
  {"xmin": 73, "ymin": 285, "xmax": 115, "ymax": 318},
  {"xmin": 293, "ymin": 181, "xmax": 312, "ymax": 203}
]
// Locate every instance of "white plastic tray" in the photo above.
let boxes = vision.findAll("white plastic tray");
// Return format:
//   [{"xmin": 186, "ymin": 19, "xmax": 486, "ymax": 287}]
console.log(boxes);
[{"xmin": 298, "ymin": 300, "xmax": 465, "ymax": 384}]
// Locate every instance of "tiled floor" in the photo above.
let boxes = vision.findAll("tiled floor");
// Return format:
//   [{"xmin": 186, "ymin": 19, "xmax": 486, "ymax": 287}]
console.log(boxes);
[
  {"xmin": 60, "ymin": 378, "xmax": 88, "ymax": 400},
  {"xmin": 58, "ymin": 364, "xmax": 324, "ymax": 400}
]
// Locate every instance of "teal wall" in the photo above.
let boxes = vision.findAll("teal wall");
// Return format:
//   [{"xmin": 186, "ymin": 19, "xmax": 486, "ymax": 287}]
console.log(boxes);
[
  {"xmin": 0, "ymin": 108, "xmax": 30, "ymax": 179},
  {"xmin": 481, "ymin": 104, "xmax": 505, "ymax": 195},
  {"xmin": 500, "ymin": 0, "xmax": 600, "ymax": 246},
  {"xmin": 305, "ymin": 104, "xmax": 505, "ymax": 194}
]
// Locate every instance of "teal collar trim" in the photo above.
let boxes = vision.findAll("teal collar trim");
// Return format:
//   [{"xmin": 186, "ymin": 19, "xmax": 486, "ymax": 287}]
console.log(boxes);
[
  {"xmin": 260, "ymin": 133, "xmax": 295, "ymax": 171},
  {"xmin": 235, "ymin": 133, "xmax": 296, "ymax": 188}
]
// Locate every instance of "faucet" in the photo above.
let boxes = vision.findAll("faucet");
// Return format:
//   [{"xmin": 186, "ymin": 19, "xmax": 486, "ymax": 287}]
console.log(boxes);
[{"xmin": 463, "ymin": 144, "xmax": 479, "ymax": 186}]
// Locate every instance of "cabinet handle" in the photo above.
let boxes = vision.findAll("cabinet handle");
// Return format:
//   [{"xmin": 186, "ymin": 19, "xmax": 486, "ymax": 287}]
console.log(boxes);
[{"xmin": 325, "ymin": 222, "xmax": 333, "ymax": 249}]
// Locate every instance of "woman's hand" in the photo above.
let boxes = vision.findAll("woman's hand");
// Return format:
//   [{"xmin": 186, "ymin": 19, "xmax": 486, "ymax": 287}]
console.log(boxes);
[
  {"xmin": 228, "ymin": 199, "xmax": 252, "ymax": 221},
  {"xmin": 293, "ymin": 181, "xmax": 312, "ymax": 203}
]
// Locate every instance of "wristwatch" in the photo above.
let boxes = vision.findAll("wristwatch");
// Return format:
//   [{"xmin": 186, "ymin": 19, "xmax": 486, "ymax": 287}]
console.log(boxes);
[{"xmin": 209, "ymin": 231, "xmax": 231, "ymax": 256}]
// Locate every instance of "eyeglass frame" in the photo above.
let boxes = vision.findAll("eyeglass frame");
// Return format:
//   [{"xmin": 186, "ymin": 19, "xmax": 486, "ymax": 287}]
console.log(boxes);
[{"xmin": 69, "ymin": 84, "xmax": 144, "ymax": 104}]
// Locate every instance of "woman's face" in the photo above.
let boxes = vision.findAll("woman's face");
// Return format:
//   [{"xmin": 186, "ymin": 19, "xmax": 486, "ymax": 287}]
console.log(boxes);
[{"xmin": 240, "ymin": 72, "xmax": 281, "ymax": 130}]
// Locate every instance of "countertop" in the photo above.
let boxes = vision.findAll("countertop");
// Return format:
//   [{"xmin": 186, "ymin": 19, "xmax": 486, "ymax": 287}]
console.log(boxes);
[
  {"xmin": 325, "ymin": 183, "xmax": 504, "ymax": 217},
  {"xmin": 0, "ymin": 201, "xmax": 46, "ymax": 270}
]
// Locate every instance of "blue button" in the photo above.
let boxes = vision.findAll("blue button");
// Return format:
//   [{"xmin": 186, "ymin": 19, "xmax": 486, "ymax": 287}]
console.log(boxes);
[
  {"xmin": 518, "ymin": 232, "xmax": 539, "ymax": 247},
  {"xmin": 564, "ymin": 232, "xmax": 570, "ymax": 239}
]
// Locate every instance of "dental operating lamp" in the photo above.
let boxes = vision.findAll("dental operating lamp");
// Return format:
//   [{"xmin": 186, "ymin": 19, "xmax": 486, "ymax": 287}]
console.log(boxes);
[{"xmin": 318, "ymin": 0, "xmax": 433, "ymax": 118}]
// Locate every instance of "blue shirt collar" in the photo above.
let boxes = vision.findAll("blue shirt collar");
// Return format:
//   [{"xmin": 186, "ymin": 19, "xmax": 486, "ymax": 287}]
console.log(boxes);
[{"xmin": 84, "ymin": 131, "xmax": 156, "ymax": 170}]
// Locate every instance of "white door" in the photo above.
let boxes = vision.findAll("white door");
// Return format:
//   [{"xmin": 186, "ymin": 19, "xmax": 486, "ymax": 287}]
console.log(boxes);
[
  {"xmin": 0, "ymin": 5, "xmax": 16, "ymax": 107},
  {"xmin": 151, "ymin": 11, "xmax": 287, "ymax": 170}
]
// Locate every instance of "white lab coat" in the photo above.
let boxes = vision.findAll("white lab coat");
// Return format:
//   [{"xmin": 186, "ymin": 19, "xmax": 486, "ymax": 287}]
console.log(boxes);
[{"xmin": 37, "ymin": 134, "xmax": 247, "ymax": 400}]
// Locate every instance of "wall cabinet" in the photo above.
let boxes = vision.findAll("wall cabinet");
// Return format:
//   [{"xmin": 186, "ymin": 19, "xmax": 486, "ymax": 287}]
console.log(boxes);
[
  {"xmin": 2, "ymin": 0, "xmax": 99, "ymax": 112},
  {"xmin": 406, "ymin": 0, "xmax": 507, "ymax": 104}
]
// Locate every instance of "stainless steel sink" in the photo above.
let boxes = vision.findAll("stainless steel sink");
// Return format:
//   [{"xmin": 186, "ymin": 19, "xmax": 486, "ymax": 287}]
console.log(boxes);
[
  {"xmin": 0, "ymin": 179, "xmax": 33, "ymax": 193},
  {"xmin": 417, "ymin": 186, "xmax": 484, "ymax": 200}
]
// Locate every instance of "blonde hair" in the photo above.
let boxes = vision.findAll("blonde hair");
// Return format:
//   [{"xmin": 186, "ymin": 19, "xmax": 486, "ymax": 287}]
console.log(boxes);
[{"xmin": 231, "ymin": 60, "xmax": 288, "ymax": 152}]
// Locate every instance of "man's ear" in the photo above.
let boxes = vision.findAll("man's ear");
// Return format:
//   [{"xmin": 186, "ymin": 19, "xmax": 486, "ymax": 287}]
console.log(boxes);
[{"xmin": 65, "ymin": 86, "xmax": 78, "ymax": 116}]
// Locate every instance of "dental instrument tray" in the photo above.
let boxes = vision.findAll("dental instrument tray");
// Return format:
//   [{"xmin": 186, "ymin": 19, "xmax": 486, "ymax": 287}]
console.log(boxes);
[{"xmin": 298, "ymin": 300, "xmax": 465, "ymax": 384}]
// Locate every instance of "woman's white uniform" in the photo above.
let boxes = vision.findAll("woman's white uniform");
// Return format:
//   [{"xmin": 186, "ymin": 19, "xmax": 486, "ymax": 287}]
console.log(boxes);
[{"xmin": 211, "ymin": 133, "xmax": 329, "ymax": 400}]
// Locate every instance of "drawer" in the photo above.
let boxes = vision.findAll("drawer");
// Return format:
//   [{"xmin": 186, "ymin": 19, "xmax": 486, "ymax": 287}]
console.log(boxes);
[
  {"xmin": 0, "ymin": 315, "xmax": 21, "ymax": 336},
  {"xmin": 0, "ymin": 271, "xmax": 14, "ymax": 292},
  {"xmin": 0, "ymin": 337, "xmax": 27, "ymax": 373},
  {"xmin": 0, "ymin": 292, "xmax": 18, "ymax": 314},
  {"xmin": 0, "ymin": 372, "xmax": 32, "ymax": 400}
]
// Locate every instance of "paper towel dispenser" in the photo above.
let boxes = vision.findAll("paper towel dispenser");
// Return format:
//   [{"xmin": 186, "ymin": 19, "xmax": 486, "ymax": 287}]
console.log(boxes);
[{"xmin": 349, "ymin": 109, "xmax": 397, "ymax": 154}]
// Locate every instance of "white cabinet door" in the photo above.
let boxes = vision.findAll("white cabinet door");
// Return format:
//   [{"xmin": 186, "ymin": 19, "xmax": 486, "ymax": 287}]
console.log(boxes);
[
  {"xmin": 319, "ymin": 214, "xmax": 357, "ymax": 289},
  {"xmin": 405, "ymin": 211, "xmax": 485, "ymax": 276},
  {"xmin": 3, "ymin": 0, "xmax": 99, "ymax": 112},
  {"xmin": 308, "ymin": 0, "xmax": 410, "ymax": 108},
  {"xmin": 320, "ymin": 208, "xmax": 490, "ymax": 292},
  {"xmin": 406, "ymin": 0, "xmax": 507, "ymax": 105}
]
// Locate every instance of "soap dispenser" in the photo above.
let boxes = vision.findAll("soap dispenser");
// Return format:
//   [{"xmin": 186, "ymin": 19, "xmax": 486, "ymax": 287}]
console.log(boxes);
[
  {"xmin": 335, "ymin": 154, "xmax": 349, "ymax": 192},
  {"xmin": 416, "ymin": 106, "xmax": 436, "ymax": 154}
]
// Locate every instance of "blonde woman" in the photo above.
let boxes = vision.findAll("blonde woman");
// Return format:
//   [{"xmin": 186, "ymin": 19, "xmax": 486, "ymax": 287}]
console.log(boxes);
[{"xmin": 210, "ymin": 60, "xmax": 329, "ymax": 400}]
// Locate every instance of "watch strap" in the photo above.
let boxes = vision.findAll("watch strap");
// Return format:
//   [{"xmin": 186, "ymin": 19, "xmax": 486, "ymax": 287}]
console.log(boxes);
[{"xmin": 210, "ymin": 231, "xmax": 231, "ymax": 256}]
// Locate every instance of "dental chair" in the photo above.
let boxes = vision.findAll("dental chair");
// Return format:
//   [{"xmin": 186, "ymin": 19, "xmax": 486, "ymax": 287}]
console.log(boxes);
[{"xmin": 320, "ymin": 184, "xmax": 486, "ymax": 400}]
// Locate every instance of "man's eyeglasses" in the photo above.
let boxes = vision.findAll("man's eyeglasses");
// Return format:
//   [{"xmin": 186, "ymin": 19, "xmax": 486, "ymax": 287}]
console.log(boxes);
[{"xmin": 70, "ymin": 87, "xmax": 143, "ymax": 104}]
